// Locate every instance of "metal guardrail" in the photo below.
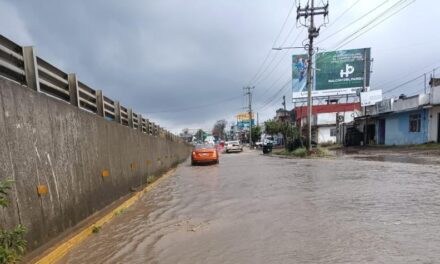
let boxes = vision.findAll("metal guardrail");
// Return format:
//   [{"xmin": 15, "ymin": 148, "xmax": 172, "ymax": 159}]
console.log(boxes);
[{"xmin": 0, "ymin": 34, "xmax": 180, "ymax": 142}]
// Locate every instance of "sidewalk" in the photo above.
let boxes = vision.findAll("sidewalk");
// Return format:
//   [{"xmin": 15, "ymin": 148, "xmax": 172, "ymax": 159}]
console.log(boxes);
[{"xmin": 333, "ymin": 144, "xmax": 440, "ymax": 166}]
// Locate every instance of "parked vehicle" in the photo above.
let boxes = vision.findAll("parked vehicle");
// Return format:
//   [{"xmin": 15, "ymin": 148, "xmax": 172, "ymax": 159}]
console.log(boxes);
[
  {"xmin": 262, "ymin": 141, "xmax": 273, "ymax": 154},
  {"xmin": 191, "ymin": 144, "xmax": 219, "ymax": 165},
  {"xmin": 225, "ymin": 140, "xmax": 243, "ymax": 153}
]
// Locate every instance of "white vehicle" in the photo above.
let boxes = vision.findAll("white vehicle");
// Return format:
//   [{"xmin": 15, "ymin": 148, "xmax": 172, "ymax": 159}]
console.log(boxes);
[{"xmin": 225, "ymin": 140, "xmax": 243, "ymax": 153}]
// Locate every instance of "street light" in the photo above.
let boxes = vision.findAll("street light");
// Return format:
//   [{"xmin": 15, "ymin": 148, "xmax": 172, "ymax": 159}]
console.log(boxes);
[{"xmin": 271, "ymin": 46, "xmax": 305, "ymax": 51}]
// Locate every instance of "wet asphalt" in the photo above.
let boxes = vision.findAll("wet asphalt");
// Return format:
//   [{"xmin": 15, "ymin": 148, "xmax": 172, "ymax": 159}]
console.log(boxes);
[{"xmin": 59, "ymin": 149, "xmax": 440, "ymax": 264}]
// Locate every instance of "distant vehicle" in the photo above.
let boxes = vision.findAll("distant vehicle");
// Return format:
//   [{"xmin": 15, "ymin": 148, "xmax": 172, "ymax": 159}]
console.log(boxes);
[
  {"xmin": 255, "ymin": 141, "xmax": 263, "ymax": 148},
  {"xmin": 191, "ymin": 144, "xmax": 219, "ymax": 165},
  {"xmin": 263, "ymin": 138, "xmax": 274, "ymax": 145},
  {"xmin": 225, "ymin": 140, "xmax": 243, "ymax": 153},
  {"xmin": 204, "ymin": 136, "xmax": 215, "ymax": 145}
]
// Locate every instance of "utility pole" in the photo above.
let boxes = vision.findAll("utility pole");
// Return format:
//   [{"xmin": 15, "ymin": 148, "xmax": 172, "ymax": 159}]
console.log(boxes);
[
  {"xmin": 297, "ymin": 0, "xmax": 328, "ymax": 151},
  {"xmin": 282, "ymin": 95, "xmax": 286, "ymax": 111},
  {"xmin": 243, "ymin": 86, "xmax": 254, "ymax": 147},
  {"xmin": 282, "ymin": 95, "xmax": 287, "ymax": 123},
  {"xmin": 257, "ymin": 112, "xmax": 259, "ymax": 127}
]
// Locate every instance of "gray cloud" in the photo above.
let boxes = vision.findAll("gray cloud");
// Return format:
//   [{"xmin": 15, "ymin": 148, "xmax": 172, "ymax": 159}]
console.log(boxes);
[{"xmin": 2, "ymin": 0, "xmax": 439, "ymax": 132}]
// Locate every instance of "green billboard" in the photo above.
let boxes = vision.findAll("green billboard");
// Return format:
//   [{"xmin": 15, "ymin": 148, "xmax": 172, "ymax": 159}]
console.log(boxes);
[{"xmin": 292, "ymin": 48, "xmax": 371, "ymax": 98}]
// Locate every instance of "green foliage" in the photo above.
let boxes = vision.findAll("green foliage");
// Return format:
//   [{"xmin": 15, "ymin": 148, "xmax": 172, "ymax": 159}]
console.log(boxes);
[
  {"xmin": 251, "ymin": 125, "xmax": 262, "ymax": 143},
  {"xmin": 264, "ymin": 119, "xmax": 298, "ymax": 149},
  {"xmin": 114, "ymin": 208, "xmax": 126, "ymax": 216},
  {"xmin": 92, "ymin": 226, "xmax": 101, "ymax": 234},
  {"xmin": 263, "ymin": 119, "xmax": 280, "ymax": 135},
  {"xmin": 195, "ymin": 129, "xmax": 206, "ymax": 142},
  {"xmin": 0, "ymin": 180, "xmax": 13, "ymax": 208},
  {"xmin": 314, "ymin": 147, "xmax": 331, "ymax": 157},
  {"xmin": 0, "ymin": 225, "xmax": 27, "ymax": 264},
  {"xmin": 0, "ymin": 180, "xmax": 27, "ymax": 264},
  {"xmin": 292, "ymin": 148, "xmax": 308, "ymax": 158},
  {"xmin": 212, "ymin": 120, "xmax": 227, "ymax": 140}
]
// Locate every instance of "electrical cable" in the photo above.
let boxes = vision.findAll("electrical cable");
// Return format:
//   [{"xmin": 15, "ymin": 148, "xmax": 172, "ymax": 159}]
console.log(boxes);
[
  {"xmin": 254, "ymin": 0, "xmax": 368, "ymax": 110},
  {"xmin": 246, "ymin": 1, "xmax": 297, "ymax": 86},
  {"xmin": 316, "ymin": 0, "xmax": 391, "ymax": 45},
  {"xmin": 332, "ymin": 0, "xmax": 414, "ymax": 51},
  {"xmin": 258, "ymin": 78, "xmax": 292, "ymax": 111}
]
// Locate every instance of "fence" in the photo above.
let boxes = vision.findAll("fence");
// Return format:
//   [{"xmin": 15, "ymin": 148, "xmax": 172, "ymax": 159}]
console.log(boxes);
[{"xmin": 0, "ymin": 34, "xmax": 179, "ymax": 142}]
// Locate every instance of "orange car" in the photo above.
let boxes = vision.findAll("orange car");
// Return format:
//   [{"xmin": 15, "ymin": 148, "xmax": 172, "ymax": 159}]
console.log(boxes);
[{"xmin": 191, "ymin": 144, "xmax": 219, "ymax": 165}]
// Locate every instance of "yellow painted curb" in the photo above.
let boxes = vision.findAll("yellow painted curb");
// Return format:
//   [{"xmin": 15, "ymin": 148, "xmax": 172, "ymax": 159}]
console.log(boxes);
[{"xmin": 34, "ymin": 169, "xmax": 176, "ymax": 264}]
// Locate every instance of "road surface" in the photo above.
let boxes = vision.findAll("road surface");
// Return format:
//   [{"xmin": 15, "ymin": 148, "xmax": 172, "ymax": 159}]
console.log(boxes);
[{"xmin": 59, "ymin": 149, "xmax": 440, "ymax": 264}]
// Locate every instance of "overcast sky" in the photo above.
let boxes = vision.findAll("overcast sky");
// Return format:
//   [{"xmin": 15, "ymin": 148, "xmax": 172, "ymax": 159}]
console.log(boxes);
[{"xmin": 1, "ymin": 0, "xmax": 439, "ymax": 133}]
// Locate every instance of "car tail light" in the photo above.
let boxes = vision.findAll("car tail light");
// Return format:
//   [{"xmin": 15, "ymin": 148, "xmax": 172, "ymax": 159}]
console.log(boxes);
[{"xmin": 192, "ymin": 151, "xmax": 196, "ymax": 155}]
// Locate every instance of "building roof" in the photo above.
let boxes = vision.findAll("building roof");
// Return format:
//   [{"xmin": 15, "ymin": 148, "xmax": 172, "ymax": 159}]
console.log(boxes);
[{"xmin": 294, "ymin": 103, "xmax": 361, "ymax": 121}]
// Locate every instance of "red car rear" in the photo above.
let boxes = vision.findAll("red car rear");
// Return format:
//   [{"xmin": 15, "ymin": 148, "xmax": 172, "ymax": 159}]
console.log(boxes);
[{"xmin": 191, "ymin": 144, "xmax": 219, "ymax": 165}]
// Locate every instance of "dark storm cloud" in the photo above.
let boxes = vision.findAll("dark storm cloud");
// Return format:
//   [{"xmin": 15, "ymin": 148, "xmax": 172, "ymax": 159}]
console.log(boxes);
[
  {"xmin": 1, "ymin": 0, "xmax": 291, "ymax": 131},
  {"xmin": 2, "ymin": 0, "xmax": 440, "ymax": 132}
]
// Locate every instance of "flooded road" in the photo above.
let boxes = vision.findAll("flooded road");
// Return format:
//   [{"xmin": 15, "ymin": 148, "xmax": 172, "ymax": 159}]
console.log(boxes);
[{"xmin": 59, "ymin": 150, "xmax": 440, "ymax": 264}]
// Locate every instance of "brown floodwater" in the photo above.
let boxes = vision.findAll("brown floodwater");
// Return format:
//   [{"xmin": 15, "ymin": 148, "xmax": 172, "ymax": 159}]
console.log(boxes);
[{"xmin": 58, "ymin": 150, "xmax": 440, "ymax": 264}]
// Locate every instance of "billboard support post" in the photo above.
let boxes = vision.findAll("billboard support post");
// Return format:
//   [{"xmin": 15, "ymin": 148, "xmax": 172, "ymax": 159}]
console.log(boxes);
[{"xmin": 363, "ymin": 48, "xmax": 367, "ymax": 145}]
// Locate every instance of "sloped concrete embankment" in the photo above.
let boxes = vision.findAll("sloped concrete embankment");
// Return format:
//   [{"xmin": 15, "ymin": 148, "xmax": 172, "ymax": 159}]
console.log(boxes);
[{"xmin": 0, "ymin": 77, "xmax": 191, "ymax": 252}]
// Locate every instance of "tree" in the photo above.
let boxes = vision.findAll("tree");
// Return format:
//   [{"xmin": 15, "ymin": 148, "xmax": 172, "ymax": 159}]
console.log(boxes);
[
  {"xmin": 0, "ymin": 180, "xmax": 27, "ymax": 264},
  {"xmin": 264, "ymin": 119, "xmax": 298, "ymax": 150},
  {"xmin": 195, "ymin": 129, "xmax": 206, "ymax": 142},
  {"xmin": 251, "ymin": 125, "xmax": 262, "ymax": 143},
  {"xmin": 212, "ymin": 120, "xmax": 227, "ymax": 140},
  {"xmin": 264, "ymin": 119, "xmax": 280, "ymax": 136}
]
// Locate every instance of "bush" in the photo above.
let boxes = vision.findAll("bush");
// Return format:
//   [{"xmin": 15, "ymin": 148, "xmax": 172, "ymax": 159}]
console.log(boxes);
[
  {"xmin": 315, "ymin": 147, "xmax": 331, "ymax": 157},
  {"xmin": 0, "ymin": 180, "xmax": 27, "ymax": 264},
  {"xmin": 292, "ymin": 148, "xmax": 307, "ymax": 158},
  {"xmin": 0, "ymin": 180, "xmax": 13, "ymax": 208},
  {"xmin": 0, "ymin": 225, "xmax": 27, "ymax": 264}
]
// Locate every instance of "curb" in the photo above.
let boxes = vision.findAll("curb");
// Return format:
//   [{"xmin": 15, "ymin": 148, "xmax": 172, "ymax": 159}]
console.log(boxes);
[{"xmin": 33, "ymin": 168, "xmax": 177, "ymax": 264}]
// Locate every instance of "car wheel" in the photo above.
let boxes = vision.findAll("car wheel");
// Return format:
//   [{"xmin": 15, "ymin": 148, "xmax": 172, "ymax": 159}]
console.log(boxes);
[{"xmin": 191, "ymin": 160, "xmax": 196, "ymax": 166}]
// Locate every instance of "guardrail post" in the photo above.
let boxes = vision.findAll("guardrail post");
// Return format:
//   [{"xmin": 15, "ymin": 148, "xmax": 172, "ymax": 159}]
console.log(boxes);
[
  {"xmin": 139, "ymin": 114, "xmax": 143, "ymax": 133},
  {"xmin": 96, "ymin": 90, "xmax": 104, "ymax": 117},
  {"xmin": 145, "ymin": 119, "xmax": 150, "ymax": 135},
  {"xmin": 114, "ymin": 100, "xmax": 121, "ymax": 123},
  {"xmin": 22, "ymin": 46, "xmax": 40, "ymax": 92},
  {"xmin": 128, "ymin": 108, "xmax": 133, "ymax": 128},
  {"xmin": 68, "ymin": 73, "xmax": 79, "ymax": 107}
]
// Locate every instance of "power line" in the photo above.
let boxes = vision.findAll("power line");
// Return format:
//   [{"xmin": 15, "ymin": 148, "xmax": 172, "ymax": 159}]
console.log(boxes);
[
  {"xmin": 255, "ymin": 0, "xmax": 416, "ymax": 126},
  {"xmin": 374, "ymin": 60, "xmax": 440, "ymax": 91},
  {"xmin": 258, "ymin": 78, "xmax": 292, "ymax": 111},
  {"xmin": 253, "ymin": 30, "xmax": 305, "ymax": 88},
  {"xmin": 312, "ymin": 0, "xmax": 412, "ymax": 67},
  {"xmin": 327, "ymin": 0, "xmax": 362, "ymax": 28},
  {"xmin": 384, "ymin": 73, "xmax": 429, "ymax": 95},
  {"xmin": 246, "ymin": 1, "xmax": 297, "ymax": 86},
  {"xmin": 316, "ymin": 0, "xmax": 391, "ymax": 45},
  {"xmin": 332, "ymin": 0, "xmax": 414, "ymax": 51},
  {"xmin": 254, "ymin": 0, "xmax": 364, "ymax": 111}
]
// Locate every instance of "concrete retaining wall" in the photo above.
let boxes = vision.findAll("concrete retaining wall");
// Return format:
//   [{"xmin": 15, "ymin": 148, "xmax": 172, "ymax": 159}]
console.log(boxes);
[{"xmin": 0, "ymin": 77, "xmax": 191, "ymax": 251}]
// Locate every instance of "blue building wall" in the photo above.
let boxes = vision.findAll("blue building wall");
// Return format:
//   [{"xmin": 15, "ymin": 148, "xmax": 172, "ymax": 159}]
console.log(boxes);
[{"xmin": 384, "ymin": 109, "xmax": 428, "ymax": 145}]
